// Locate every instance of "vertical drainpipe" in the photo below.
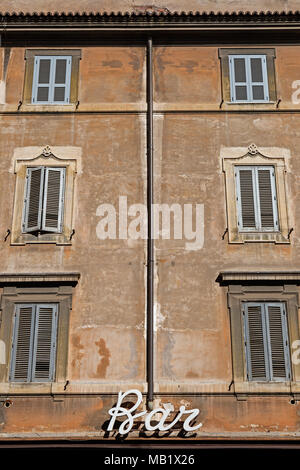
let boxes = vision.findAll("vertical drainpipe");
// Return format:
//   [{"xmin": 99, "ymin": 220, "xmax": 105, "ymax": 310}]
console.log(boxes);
[{"xmin": 146, "ymin": 37, "xmax": 154, "ymax": 410}]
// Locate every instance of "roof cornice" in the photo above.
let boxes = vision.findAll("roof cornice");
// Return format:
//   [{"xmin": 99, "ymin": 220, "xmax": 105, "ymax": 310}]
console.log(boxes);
[{"xmin": 1, "ymin": 10, "xmax": 300, "ymax": 26}]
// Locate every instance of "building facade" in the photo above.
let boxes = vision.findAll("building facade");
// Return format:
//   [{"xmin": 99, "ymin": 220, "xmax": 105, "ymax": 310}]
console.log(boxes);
[{"xmin": 1, "ymin": 1, "xmax": 300, "ymax": 441}]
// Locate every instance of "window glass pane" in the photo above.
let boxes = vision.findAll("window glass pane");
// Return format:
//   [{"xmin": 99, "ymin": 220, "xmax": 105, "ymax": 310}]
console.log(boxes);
[
  {"xmin": 250, "ymin": 58, "xmax": 263, "ymax": 82},
  {"xmin": 37, "ymin": 87, "xmax": 49, "ymax": 102},
  {"xmin": 252, "ymin": 85, "xmax": 265, "ymax": 101},
  {"xmin": 234, "ymin": 58, "xmax": 246, "ymax": 82},
  {"xmin": 55, "ymin": 59, "xmax": 67, "ymax": 84},
  {"xmin": 38, "ymin": 59, "xmax": 51, "ymax": 84},
  {"xmin": 235, "ymin": 85, "xmax": 248, "ymax": 101},
  {"xmin": 54, "ymin": 87, "xmax": 66, "ymax": 102}
]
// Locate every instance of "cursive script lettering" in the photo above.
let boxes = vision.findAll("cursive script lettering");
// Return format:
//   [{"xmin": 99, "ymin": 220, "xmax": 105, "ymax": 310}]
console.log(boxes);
[{"xmin": 107, "ymin": 389, "xmax": 202, "ymax": 435}]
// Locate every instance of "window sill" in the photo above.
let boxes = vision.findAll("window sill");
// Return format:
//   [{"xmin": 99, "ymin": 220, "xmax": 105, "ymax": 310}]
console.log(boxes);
[
  {"xmin": 229, "ymin": 231, "xmax": 290, "ymax": 244},
  {"xmin": 222, "ymin": 101, "xmax": 277, "ymax": 111},
  {"xmin": 234, "ymin": 380, "xmax": 293, "ymax": 396},
  {"xmin": 19, "ymin": 104, "xmax": 77, "ymax": 113},
  {"xmin": 11, "ymin": 232, "xmax": 72, "ymax": 246}
]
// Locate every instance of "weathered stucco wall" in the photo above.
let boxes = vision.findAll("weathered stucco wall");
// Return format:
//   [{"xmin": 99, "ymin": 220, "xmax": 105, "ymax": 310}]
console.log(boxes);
[
  {"xmin": 1, "ymin": 42, "xmax": 300, "ymax": 438},
  {"xmin": 0, "ymin": 1, "xmax": 298, "ymax": 14}
]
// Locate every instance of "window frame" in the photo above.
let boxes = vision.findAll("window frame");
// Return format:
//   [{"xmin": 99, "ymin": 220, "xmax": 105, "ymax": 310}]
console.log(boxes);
[
  {"xmin": 11, "ymin": 146, "xmax": 78, "ymax": 246},
  {"xmin": 222, "ymin": 279, "xmax": 300, "ymax": 397},
  {"xmin": 23, "ymin": 49, "xmax": 81, "ymax": 107},
  {"xmin": 0, "ymin": 274, "xmax": 79, "ymax": 394},
  {"xmin": 229, "ymin": 54, "xmax": 269, "ymax": 103},
  {"xmin": 218, "ymin": 48, "xmax": 276, "ymax": 108},
  {"xmin": 31, "ymin": 55, "xmax": 72, "ymax": 105},
  {"xmin": 222, "ymin": 146, "xmax": 290, "ymax": 244}
]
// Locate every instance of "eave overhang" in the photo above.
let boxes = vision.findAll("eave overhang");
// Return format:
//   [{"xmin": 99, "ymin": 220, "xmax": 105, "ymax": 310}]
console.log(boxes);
[{"xmin": 1, "ymin": 11, "xmax": 300, "ymax": 46}]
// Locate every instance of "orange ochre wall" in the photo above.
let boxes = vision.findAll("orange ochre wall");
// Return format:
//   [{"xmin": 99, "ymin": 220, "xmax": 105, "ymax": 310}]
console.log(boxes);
[{"xmin": 0, "ymin": 44, "xmax": 300, "ymax": 439}]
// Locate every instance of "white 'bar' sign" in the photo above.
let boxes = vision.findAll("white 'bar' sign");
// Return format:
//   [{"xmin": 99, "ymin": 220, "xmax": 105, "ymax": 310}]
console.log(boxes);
[{"xmin": 107, "ymin": 389, "xmax": 203, "ymax": 435}]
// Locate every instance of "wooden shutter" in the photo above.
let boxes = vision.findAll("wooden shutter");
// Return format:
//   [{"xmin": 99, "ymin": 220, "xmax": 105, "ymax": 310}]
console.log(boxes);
[
  {"xmin": 32, "ymin": 57, "xmax": 51, "ymax": 103},
  {"xmin": 32, "ymin": 305, "xmax": 58, "ymax": 382},
  {"xmin": 236, "ymin": 168, "xmax": 257, "ymax": 229},
  {"xmin": 244, "ymin": 304, "xmax": 268, "ymax": 381},
  {"xmin": 229, "ymin": 54, "xmax": 269, "ymax": 103},
  {"xmin": 230, "ymin": 56, "xmax": 248, "ymax": 102},
  {"xmin": 10, "ymin": 305, "xmax": 35, "ymax": 382},
  {"xmin": 23, "ymin": 167, "xmax": 44, "ymax": 232},
  {"xmin": 257, "ymin": 168, "xmax": 278, "ymax": 230},
  {"xmin": 236, "ymin": 166, "xmax": 278, "ymax": 232},
  {"xmin": 32, "ymin": 56, "xmax": 72, "ymax": 104},
  {"xmin": 244, "ymin": 302, "xmax": 291, "ymax": 382},
  {"xmin": 249, "ymin": 56, "xmax": 269, "ymax": 102},
  {"xmin": 42, "ymin": 167, "xmax": 65, "ymax": 233},
  {"xmin": 53, "ymin": 57, "xmax": 71, "ymax": 103},
  {"xmin": 266, "ymin": 304, "xmax": 290, "ymax": 380}
]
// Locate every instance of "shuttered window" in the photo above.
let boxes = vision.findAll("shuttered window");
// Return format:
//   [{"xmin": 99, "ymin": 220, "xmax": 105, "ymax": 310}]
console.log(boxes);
[
  {"xmin": 23, "ymin": 166, "xmax": 65, "ymax": 234},
  {"xmin": 229, "ymin": 55, "xmax": 269, "ymax": 103},
  {"xmin": 235, "ymin": 166, "xmax": 278, "ymax": 232},
  {"xmin": 10, "ymin": 304, "xmax": 58, "ymax": 382},
  {"xmin": 243, "ymin": 302, "xmax": 291, "ymax": 382},
  {"xmin": 32, "ymin": 56, "xmax": 72, "ymax": 104}
]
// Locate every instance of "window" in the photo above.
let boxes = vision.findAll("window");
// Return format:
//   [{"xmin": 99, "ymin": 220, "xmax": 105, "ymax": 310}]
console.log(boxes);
[
  {"xmin": 10, "ymin": 304, "xmax": 58, "ymax": 383},
  {"xmin": 222, "ymin": 145, "xmax": 290, "ymax": 244},
  {"xmin": 11, "ymin": 145, "xmax": 79, "ymax": 245},
  {"xmin": 235, "ymin": 166, "xmax": 278, "ymax": 232},
  {"xmin": 218, "ymin": 273, "xmax": 300, "ymax": 396},
  {"xmin": 243, "ymin": 302, "xmax": 291, "ymax": 382},
  {"xmin": 0, "ymin": 273, "xmax": 79, "ymax": 392},
  {"xmin": 218, "ymin": 48, "xmax": 276, "ymax": 106},
  {"xmin": 23, "ymin": 50, "xmax": 81, "ymax": 107},
  {"xmin": 229, "ymin": 55, "xmax": 269, "ymax": 103},
  {"xmin": 32, "ymin": 56, "xmax": 72, "ymax": 104},
  {"xmin": 23, "ymin": 166, "xmax": 65, "ymax": 234}
]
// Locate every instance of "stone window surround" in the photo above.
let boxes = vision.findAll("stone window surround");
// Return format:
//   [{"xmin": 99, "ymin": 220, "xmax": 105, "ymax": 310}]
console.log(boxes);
[
  {"xmin": 222, "ymin": 144, "xmax": 291, "ymax": 244},
  {"xmin": 218, "ymin": 48, "xmax": 277, "ymax": 109},
  {"xmin": 10, "ymin": 145, "xmax": 80, "ymax": 245},
  {"xmin": 22, "ymin": 49, "xmax": 81, "ymax": 110},
  {"xmin": 218, "ymin": 272, "xmax": 300, "ymax": 398},
  {"xmin": 0, "ymin": 273, "xmax": 80, "ymax": 395}
]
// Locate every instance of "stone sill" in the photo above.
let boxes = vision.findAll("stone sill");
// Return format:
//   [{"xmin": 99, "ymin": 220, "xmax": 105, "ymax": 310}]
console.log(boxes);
[{"xmin": 0, "ymin": 102, "xmax": 300, "ymax": 113}]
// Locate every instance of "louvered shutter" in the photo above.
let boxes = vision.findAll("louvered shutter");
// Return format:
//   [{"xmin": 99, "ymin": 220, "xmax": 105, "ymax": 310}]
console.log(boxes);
[
  {"xmin": 229, "ymin": 55, "xmax": 269, "ymax": 103},
  {"xmin": 236, "ymin": 168, "xmax": 257, "ymax": 229},
  {"xmin": 32, "ymin": 305, "xmax": 58, "ymax": 382},
  {"xmin": 244, "ymin": 304, "xmax": 268, "ymax": 381},
  {"xmin": 257, "ymin": 168, "xmax": 278, "ymax": 230},
  {"xmin": 32, "ymin": 56, "xmax": 72, "ymax": 104},
  {"xmin": 249, "ymin": 56, "xmax": 269, "ymax": 101},
  {"xmin": 230, "ymin": 56, "xmax": 248, "ymax": 101},
  {"xmin": 42, "ymin": 167, "xmax": 65, "ymax": 233},
  {"xmin": 53, "ymin": 58, "xmax": 71, "ymax": 103},
  {"xmin": 265, "ymin": 304, "xmax": 290, "ymax": 381},
  {"xmin": 23, "ymin": 167, "xmax": 44, "ymax": 232},
  {"xmin": 33, "ymin": 57, "xmax": 52, "ymax": 103},
  {"xmin": 10, "ymin": 305, "xmax": 35, "ymax": 382}
]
